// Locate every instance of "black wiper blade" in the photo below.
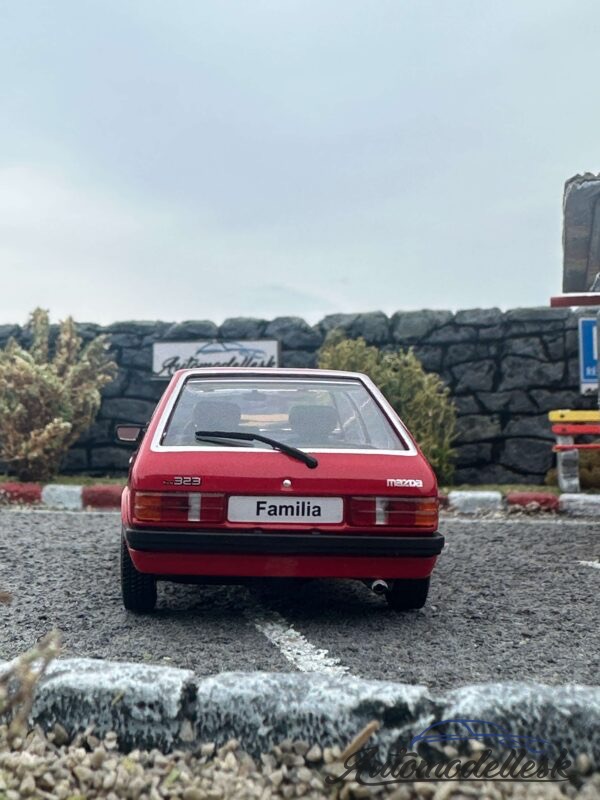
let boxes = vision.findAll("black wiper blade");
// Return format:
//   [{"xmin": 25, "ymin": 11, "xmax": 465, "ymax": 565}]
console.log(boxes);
[
  {"xmin": 195, "ymin": 430, "xmax": 318, "ymax": 469},
  {"xmin": 194, "ymin": 435, "xmax": 253, "ymax": 448}
]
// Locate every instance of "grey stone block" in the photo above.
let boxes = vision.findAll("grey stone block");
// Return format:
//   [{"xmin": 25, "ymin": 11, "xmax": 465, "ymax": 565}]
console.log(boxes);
[
  {"xmin": 478, "ymin": 323, "xmax": 507, "ymax": 341},
  {"xmin": 453, "ymin": 395, "xmax": 481, "ymax": 415},
  {"xmin": 453, "ymin": 464, "xmax": 530, "ymax": 485},
  {"xmin": 455, "ymin": 414, "xmax": 501, "ymax": 443},
  {"xmin": 0, "ymin": 324, "xmax": 20, "ymax": 343},
  {"xmin": 219, "ymin": 318, "xmax": 268, "ymax": 339},
  {"xmin": 505, "ymin": 307, "xmax": 571, "ymax": 323},
  {"xmin": 545, "ymin": 334, "xmax": 565, "ymax": 361},
  {"xmin": 500, "ymin": 438, "xmax": 554, "ymax": 474},
  {"xmin": 530, "ymin": 389, "xmax": 593, "ymax": 412},
  {"xmin": 101, "ymin": 369, "xmax": 130, "ymax": 399},
  {"xmin": 107, "ymin": 333, "xmax": 142, "ymax": 349},
  {"xmin": 75, "ymin": 322, "xmax": 103, "ymax": 341},
  {"xmin": 99, "ymin": 398, "xmax": 157, "ymax": 423},
  {"xmin": 120, "ymin": 348, "xmax": 153, "ymax": 370},
  {"xmin": 499, "ymin": 357, "xmax": 564, "ymax": 390},
  {"xmin": 453, "ymin": 308, "xmax": 503, "ymax": 326},
  {"xmin": 89, "ymin": 447, "xmax": 132, "ymax": 471},
  {"xmin": 444, "ymin": 343, "xmax": 491, "ymax": 367},
  {"xmin": 503, "ymin": 413, "xmax": 554, "ymax": 440},
  {"xmin": 280, "ymin": 350, "xmax": 317, "ymax": 368},
  {"xmin": 59, "ymin": 448, "xmax": 89, "ymax": 472},
  {"xmin": 564, "ymin": 308, "xmax": 591, "ymax": 330},
  {"xmin": 411, "ymin": 345, "xmax": 443, "ymax": 373},
  {"xmin": 265, "ymin": 317, "xmax": 323, "ymax": 349},
  {"xmin": 565, "ymin": 327, "xmax": 579, "ymax": 357},
  {"xmin": 390, "ymin": 310, "xmax": 453, "ymax": 343},
  {"xmin": 503, "ymin": 337, "xmax": 548, "ymax": 360},
  {"xmin": 75, "ymin": 420, "xmax": 114, "ymax": 446},
  {"xmin": 106, "ymin": 321, "xmax": 166, "ymax": 334},
  {"xmin": 352, "ymin": 312, "xmax": 390, "ymax": 344},
  {"xmin": 452, "ymin": 360, "xmax": 496, "ymax": 393},
  {"xmin": 162, "ymin": 321, "xmax": 219, "ymax": 340},
  {"xmin": 427, "ymin": 325, "xmax": 478, "ymax": 345},
  {"xmin": 318, "ymin": 312, "xmax": 390, "ymax": 344},
  {"xmin": 478, "ymin": 390, "xmax": 536, "ymax": 414},
  {"xmin": 319, "ymin": 313, "xmax": 359, "ymax": 335},
  {"xmin": 125, "ymin": 371, "xmax": 168, "ymax": 402},
  {"xmin": 454, "ymin": 443, "xmax": 493, "ymax": 467},
  {"xmin": 507, "ymin": 320, "xmax": 566, "ymax": 336}
]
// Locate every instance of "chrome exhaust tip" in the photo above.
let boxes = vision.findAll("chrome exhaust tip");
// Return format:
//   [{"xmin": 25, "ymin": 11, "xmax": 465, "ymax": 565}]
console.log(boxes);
[{"xmin": 370, "ymin": 579, "xmax": 389, "ymax": 595}]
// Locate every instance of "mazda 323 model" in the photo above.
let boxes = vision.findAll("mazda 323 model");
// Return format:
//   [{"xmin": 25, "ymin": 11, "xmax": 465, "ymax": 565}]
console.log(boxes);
[{"xmin": 117, "ymin": 368, "xmax": 444, "ymax": 612}]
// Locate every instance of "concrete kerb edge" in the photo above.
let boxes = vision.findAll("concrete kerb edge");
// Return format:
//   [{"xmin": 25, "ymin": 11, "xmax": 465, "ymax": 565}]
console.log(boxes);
[
  {"xmin": 0, "ymin": 484, "xmax": 596, "ymax": 515},
  {"xmin": 0, "ymin": 483, "xmax": 123, "ymax": 510},
  {"xmin": 1, "ymin": 658, "xmax": 599, "ymax": 764}
]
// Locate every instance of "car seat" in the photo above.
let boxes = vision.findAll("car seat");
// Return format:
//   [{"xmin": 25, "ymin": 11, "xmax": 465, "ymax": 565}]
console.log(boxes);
[
  {"xmin": 193, "ymin": 400, "xmax": 242, "ymax": 432},
  {"xmin": 288, "ymin": 405, "xmax": 338, "ymax": 445}
]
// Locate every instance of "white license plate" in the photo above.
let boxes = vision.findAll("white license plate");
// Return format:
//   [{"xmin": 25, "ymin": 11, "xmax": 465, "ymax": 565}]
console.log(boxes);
[{"xmin": 228, "ymin": 496, "xmax": 343, "ymax": 524}]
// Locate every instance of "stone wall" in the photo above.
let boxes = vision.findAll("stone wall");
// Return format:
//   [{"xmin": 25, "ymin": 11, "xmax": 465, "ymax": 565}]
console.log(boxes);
[{"xmin": 0, "ymin": 307, "xmax": 594, "ymax": 484}]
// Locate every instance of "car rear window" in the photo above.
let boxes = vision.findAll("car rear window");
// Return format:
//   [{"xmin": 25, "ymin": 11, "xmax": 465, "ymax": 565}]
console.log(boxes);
[{"xmin": 160, "ymin": 379, "xmax": 407, "ymax": 450}]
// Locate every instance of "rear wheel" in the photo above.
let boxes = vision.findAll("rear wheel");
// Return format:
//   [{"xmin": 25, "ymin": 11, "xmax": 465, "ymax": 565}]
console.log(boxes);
[
  {"xmin": 386, "ymin": 577, "xmax": 430, "ymax": 611},
  {"xmin": 121, "ymin": 536, "xmax": 157, "ymax": 612}
]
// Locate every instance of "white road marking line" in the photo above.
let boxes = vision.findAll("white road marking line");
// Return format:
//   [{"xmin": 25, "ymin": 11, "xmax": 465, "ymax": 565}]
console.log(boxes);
[
  {"xmin": 242, "ymin": 592, "xmax": 350, "ymax": 676},
  {"xmin": 578, "ymin": 560, "xmax": 600, "ymax": 570}
]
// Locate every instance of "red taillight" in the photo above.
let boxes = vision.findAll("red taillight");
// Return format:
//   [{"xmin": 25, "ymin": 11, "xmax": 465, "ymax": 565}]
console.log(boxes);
[
  {"xmin": 133, "ymin": 492, "xmax": 225, "ymax": 524},
  {"xmin": 348, "ymin": 496, "xmax": 438, "ymax": 529}
]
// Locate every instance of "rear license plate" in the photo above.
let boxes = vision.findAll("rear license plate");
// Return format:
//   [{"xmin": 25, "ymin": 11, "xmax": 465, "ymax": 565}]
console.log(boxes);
[{"xmin": 228, "ymin": 496, "xmax": 343, "ymax": 524}]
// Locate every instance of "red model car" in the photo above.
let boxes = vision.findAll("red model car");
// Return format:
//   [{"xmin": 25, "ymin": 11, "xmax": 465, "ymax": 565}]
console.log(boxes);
[{"xmin": 117, "ymin": 368, "xmax": 444, "ymax": 612}]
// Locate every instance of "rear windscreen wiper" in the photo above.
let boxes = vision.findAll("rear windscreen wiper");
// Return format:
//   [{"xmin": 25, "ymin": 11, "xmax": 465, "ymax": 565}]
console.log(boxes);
[{"xmin": 195, "ymin": 430, "xmax": 318, "ymax": 469}]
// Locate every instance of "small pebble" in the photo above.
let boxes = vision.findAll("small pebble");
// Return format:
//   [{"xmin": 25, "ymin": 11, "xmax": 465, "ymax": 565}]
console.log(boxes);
[
  {"xmin": 304, "ymin": 744, "xmax": 322, "ymax": 763},
  {"xmin": 269, "ymin": 768, "xmax": 284, "ymax": 786},
  {"xmin": 52, "ymin": 724, "xmax": 70, "ymax": 747}
]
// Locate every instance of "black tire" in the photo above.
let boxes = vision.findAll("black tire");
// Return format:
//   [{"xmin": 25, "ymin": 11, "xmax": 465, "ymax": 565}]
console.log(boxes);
[
  {"xmin": 386, "ymin": 577, "xmax": 430, "ymax": 611},
  {"xmin": 121, "ymin": 536, "xmax": 157, "ymax": 612}
]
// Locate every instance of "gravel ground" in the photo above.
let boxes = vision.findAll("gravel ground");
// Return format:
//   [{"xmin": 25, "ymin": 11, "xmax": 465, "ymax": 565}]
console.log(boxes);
[
  {"xmin": 0, "ymin": 511, "xmax": 599, "ymax": 688},
  {"xmin": 1, "ymin": 725, "xmax": 600, "ymax": 800}
]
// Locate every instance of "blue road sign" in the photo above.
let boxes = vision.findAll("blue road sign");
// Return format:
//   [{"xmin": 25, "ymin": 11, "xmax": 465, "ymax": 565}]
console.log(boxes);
[{"xmin": 579, "ymin": 317, "xmax": 598, "ymax": 394}]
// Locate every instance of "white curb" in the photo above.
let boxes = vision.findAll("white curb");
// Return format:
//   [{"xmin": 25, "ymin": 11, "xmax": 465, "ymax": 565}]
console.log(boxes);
[
  {"xmin": 559, "ymin": 493, "xmax": 600, "ymax": 517},
  {"xmin": 40, "ymin": 484, "xmax": 83, "ymax": 511},
  {"xmin": 447, "ymin": 490, "xmax": 503, "ymax": 514}
]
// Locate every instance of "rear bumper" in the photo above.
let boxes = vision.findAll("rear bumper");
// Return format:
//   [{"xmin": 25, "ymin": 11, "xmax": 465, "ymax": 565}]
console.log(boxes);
[
  {"xmin": 124, "ymin": 527, "xmax": 445, "ymax": 557},
  {"xmin": 124, "ymin": 527, "xmax": 444, "ymax": 579}
]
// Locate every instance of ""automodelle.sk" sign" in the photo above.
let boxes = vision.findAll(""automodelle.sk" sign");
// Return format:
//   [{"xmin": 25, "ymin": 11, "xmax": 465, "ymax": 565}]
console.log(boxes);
[{"xmin": 152, "ymin": 340, "xmax": 279, "ymax": 378}]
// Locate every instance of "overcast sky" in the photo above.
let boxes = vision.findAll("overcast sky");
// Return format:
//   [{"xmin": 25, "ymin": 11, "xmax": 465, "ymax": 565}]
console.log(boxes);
[{"xmin": 1, "ymin": 1, "xmax": 599, "ymax": 326}]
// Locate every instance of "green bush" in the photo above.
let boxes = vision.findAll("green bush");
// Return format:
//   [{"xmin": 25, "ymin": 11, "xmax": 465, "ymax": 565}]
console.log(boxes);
[
  {"xmin": 317, "ymin": 332, "xmax": 456, "ymax": 483},
  {"xmin": 0, "ymin": 308, "xmax": 117, "ymax": 482}
]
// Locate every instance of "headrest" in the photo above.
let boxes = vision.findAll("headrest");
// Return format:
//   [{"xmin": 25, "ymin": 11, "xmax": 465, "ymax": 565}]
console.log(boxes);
[
  {"xmin": 289, "ymin": 405, "xmax": 338, "ymax": 437},
  {"xmin": 194, "ymin": 400, "xmax": 241, "ymax": 431}
]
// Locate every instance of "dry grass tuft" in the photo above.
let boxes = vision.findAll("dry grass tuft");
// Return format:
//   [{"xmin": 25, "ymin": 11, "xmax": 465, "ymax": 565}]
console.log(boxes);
[{"xmin": 0, "ymin": 629, "xmax": 61, "ymax": 738}]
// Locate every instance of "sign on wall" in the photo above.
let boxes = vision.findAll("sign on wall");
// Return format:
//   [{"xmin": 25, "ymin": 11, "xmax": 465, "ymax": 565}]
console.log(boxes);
[
  {"xmin": 578, "ymin": 318, "xmax": 597, "ymax": 394},
  {"xmin": 152, "ymin": 340, "xmax": 280, "ymax": 378}
]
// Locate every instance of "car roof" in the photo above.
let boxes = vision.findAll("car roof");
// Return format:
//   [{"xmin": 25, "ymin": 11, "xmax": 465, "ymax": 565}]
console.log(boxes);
[{"xmin": 171, "ymin": 367, "xmax": 370, "ymax": 381}]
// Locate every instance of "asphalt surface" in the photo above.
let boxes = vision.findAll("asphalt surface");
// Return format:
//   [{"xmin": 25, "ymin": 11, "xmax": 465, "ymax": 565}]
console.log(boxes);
[{"xmin": 0, "ymin": 510, "xmax": 598, "ymax": 691}]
